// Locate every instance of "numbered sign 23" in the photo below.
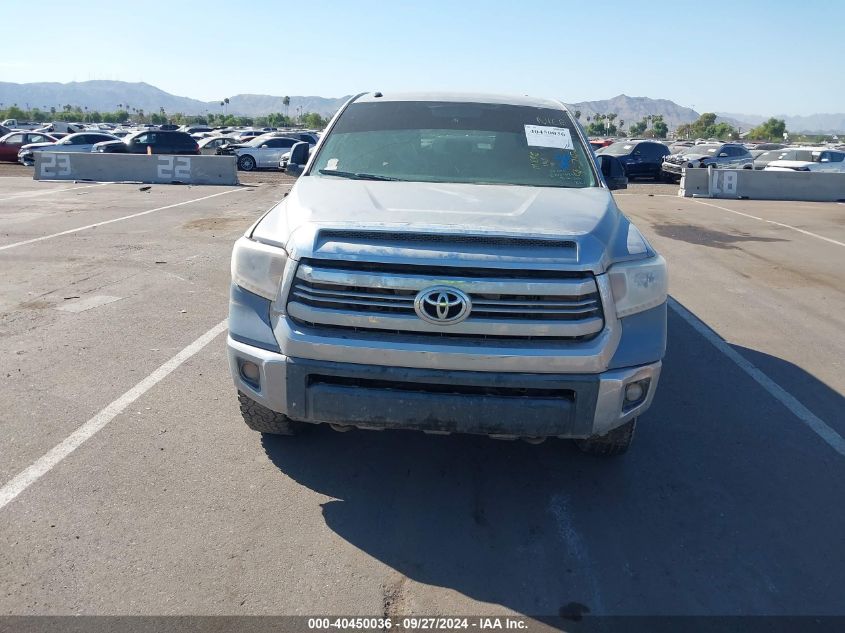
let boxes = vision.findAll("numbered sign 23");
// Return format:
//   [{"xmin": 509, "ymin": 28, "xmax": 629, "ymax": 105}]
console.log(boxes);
[
  {"xmin": 710, "ymin": 169, "xmax": 738, "ymax": 196},
  {"xmin": 39, "ymin": 154, "xmax": 72, "ymax": 178},
  {"xmin": 157, "ymin": 156, "xmax": 192, "ymax": 180}
]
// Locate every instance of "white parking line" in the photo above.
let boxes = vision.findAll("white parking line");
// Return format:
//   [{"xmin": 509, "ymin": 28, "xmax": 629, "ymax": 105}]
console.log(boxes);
[
  {"xmin": 0, "ymin": 320, "xmax": 228, "ymax": 511},
  {"xmin": 0, "ymin": 188, "xmax": 242, "ymax": 252},
  {"xmin": 669, "ymin": 298, "xmax": 845, "ymax": 458},
  {"xmin": 688, "ymin": 198, "xmax": 845, "ymax": 248},
  {"xmin": 0, "ymin": 183, "xmax": 109, "ymax": 203}
]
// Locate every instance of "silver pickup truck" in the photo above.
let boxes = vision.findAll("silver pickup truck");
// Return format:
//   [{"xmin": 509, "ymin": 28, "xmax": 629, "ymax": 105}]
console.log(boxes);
[{"xmin": 227, "ymin": 92, "xmax": 667, "ymax": 456}]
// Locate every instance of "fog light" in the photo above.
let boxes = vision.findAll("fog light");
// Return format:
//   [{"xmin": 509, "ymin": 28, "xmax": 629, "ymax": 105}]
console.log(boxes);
[
  {"xmin": 625, "ymin": 381, "xmax": 645, "ymax": 403},
  {"xmin": 240, "ymin": 360, "xmax": 260, "ymax": 384}
]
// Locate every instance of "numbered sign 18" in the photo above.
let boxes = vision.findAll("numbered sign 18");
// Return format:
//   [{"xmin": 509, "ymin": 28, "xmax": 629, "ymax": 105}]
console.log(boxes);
[{"xmin": 710, "ymin": 169, "xmax": 738, "ymax": 196}]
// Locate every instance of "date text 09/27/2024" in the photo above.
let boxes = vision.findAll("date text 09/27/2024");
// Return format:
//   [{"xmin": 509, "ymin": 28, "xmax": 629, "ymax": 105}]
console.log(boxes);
[{"xmin": 307, "ymin": 617, "xmax": 529, "ymax": 630}]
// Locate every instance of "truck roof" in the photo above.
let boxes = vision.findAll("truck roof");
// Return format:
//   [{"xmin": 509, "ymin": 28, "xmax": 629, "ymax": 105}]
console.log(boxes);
[{"xmin": 353, "ymin": 91, "xmax": 567, "ymax": 111}]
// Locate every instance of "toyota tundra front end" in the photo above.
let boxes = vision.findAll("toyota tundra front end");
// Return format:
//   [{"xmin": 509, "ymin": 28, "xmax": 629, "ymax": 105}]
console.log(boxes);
[{"xmin": 227, "ymin": 92, "xmax": 667, "ymax": 455}]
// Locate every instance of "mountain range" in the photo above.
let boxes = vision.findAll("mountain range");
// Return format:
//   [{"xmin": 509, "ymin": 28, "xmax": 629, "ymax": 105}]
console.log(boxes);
[
  {"xmin": 1, "ymin": 81, "xmax": 842, "ymax": 133},
  {"xmin": 0, "ymin": 81, "xmax": 349, "ymax": 120}
]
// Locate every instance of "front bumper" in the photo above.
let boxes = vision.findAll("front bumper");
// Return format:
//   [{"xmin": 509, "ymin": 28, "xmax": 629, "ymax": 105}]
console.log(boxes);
[
  {"xmin": 228, "ymin": 336, "xmax": 661, "ymax": 438},
  {"xmin": 661, "ymin": 162, "xmax": 687, "ymax": 175}
]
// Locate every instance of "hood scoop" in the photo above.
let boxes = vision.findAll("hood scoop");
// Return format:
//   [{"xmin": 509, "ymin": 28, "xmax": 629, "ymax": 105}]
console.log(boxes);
[{"xmin": 310, "ymin": 228, "xmax": 579, "ymax": 268}]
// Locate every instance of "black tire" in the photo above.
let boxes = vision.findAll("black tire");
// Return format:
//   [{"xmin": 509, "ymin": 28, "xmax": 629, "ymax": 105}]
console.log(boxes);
[
  {"xmin": 237, "ymin": 391, "xmax": 302, "ymax": 435},
  {"xmin": 238, "ymin": 155, "xmax": 256, "ymax": 171},
  {"xmin": 575, "ymin": 418, "xmax": 637, "ymax": 456}
]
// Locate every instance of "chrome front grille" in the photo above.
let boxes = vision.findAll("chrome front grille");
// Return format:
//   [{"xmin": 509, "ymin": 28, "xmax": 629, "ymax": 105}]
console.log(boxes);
[{"xmin": 286, "ymin": 259, "xmax": 604, "ymax": 340}]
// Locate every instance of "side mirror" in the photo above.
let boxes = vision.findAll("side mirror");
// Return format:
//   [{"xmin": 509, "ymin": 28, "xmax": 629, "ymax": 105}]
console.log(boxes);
[
  {"xmin": 286, "ymin": 141, "xmax": 310, "ymax": 177},
  {"xmin": 598, "ymin": 154, "xmax": 628, "ymax": 191}
]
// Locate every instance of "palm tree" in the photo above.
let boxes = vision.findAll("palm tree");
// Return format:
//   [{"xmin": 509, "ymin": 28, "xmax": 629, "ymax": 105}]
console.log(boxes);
[
  {"xmin": 283, "ymin": 96, "xmax": 291, "ymax": 119},
  {"xmin": 224, "ymin": 97, "xmax": 230, "ymax": 115},
  {"xmin": 596, "ymin": 113, "xmax": 607, "ymax": 134},
  {"xmin": 606, "ymin": 112, "xmax": 617, "ymax": 131}
]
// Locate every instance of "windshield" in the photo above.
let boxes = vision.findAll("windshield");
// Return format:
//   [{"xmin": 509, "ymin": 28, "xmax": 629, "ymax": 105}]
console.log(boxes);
[
  {"xmin": 601, "ymin": 141, "xmax": 636, "ymax": 156},
  {"xmin": 687, "ymin": 145, "xmax": 720, "ymax": 154},
  {"xmin": 245, "ymin": 136, "xmax": 271, "ymax": 147},
  {"xmin": 309, "ymin": 101, "xmax": 597, "ymax": 188},
  {"xmin": 757, "ymin": 150, "xmax": 788, "ymax": 162}
]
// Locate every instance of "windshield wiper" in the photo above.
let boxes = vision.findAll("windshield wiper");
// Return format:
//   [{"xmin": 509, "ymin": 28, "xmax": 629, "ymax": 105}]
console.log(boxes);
[{"xmin": 318, "ymin": 169, "xmax": 400, "ymax": 181}]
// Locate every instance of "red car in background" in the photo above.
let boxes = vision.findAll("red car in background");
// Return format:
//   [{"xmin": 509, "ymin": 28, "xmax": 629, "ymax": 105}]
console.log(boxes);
[
  {"xmin": 0, "ymin": 131, "xmax": 57, "ymax": 162},
  {"xmin": 589, "ymin": 139, "xmax": 615, "ymax": 151}
]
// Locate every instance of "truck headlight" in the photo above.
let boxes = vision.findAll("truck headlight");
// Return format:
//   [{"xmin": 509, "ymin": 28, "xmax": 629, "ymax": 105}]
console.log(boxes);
[
  {"xmin": 231, "ymin": 237, "xmax": 288, "ymax": 301},
  {"xmin": 608, "ymin": 255, "xmax": 668, "ymax": 318}
]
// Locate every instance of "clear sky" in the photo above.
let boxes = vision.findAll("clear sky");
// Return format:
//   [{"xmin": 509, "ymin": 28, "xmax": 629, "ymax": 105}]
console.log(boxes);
[{"xmin": 2, "ymin": 0, "xmax": 843, "ymax": 115}]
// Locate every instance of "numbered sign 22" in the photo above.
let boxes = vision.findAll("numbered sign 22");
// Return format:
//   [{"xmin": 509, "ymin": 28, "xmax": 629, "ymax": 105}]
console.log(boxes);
[
  {"xmin": 157, "ymin": 156, "xmax": 192, "ymax": 181},
  {"xmin": 39, "ymin": 154, "xmax": 72, "ymax": 179}
]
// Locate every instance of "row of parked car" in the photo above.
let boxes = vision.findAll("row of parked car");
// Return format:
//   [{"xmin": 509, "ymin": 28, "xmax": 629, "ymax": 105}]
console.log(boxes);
[
  {"xmin": 594, "ymin": 139, "xmax": 845, "ymax": 181},
  {"xmin": 0, "ymin": 123, "xmax": 321, "ymax": 172}
]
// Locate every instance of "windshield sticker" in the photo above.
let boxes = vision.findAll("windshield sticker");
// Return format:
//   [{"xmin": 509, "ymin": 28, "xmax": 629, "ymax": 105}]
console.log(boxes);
[
  {"xmin": 555, "ymin": 152, "xmax": 572, "ymax": 170},
  {"xmin": 525, "ymin": 125, "xmax": 574, "ymax": 150},
  {"xmin": 326, "ymin": 158, "xmax": 339, "ymax": 170},
  {"xmin": 535, "ymin": 115, "xmax": 569, "ymax": 127}
]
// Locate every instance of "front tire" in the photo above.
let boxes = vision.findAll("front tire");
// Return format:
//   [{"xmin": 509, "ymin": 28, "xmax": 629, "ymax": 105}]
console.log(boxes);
[
  {"xmin": 238, "ymin": 155, "xmax": 256, "ymax": 171},
  {"xmin": 238, "ymin": 392, "xmax": 302, "ymax": 435},
  {"xmin": 575, "ymin": 418, "xmax": 637, "ymax": 456}
]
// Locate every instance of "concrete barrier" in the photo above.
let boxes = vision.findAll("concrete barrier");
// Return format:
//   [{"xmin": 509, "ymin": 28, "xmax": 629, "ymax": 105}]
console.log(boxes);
[
  {"xmin": 680, "ymin": 167, "xmax": 845, "ymax": 202},
  {"xmin": 33, "ymin": 152, "xmax": 239, "ymax": 186}
]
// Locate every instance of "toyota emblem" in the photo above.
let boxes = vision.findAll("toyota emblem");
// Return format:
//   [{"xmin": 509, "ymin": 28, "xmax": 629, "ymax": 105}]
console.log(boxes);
[{"xmin": 414, "ymin": 286, "xmax": 471, "ymax": 325}]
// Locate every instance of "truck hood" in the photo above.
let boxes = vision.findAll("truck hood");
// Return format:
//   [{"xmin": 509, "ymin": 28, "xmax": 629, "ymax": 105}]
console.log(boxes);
[
  {"xmin": 93, "ymin": 140, "xmax": 125, "ymax": 150},
  {"xmin": 251, "ymin": 178, "xmax": 651, "ymax": 273},
  {"xmin": 667, "ymin": 151, "xmax": 715, "ymax": 163},
  {"xmin": 764, "ymin": 160, "xmax": 814, "ymax": 170}
]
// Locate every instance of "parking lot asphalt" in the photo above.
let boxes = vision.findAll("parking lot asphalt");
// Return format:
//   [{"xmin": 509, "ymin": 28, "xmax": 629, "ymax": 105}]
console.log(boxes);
[{"xmin": 0, "ymin": 173, "xmax": 843, "ymax": 620}]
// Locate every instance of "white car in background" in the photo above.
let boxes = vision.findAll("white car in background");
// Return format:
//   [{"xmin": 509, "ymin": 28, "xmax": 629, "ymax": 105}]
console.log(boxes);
[
  {"xmin": 278, "ymin": 132, "xmax": 321, "ymax": 169},
  {"xmin": 17, "ymin": 131, "xmax": 119, "ymax": 166},
  {"xmin": 197, "ymin": 136, "xmax": 240, "ymax": 155},
  {"xmin": 765, "ymin": 149, "xmax": 845, "ymax": 173},
  {"xmin": 229, "ymin": 136, "xmax": 303, "ymax": 171}
]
